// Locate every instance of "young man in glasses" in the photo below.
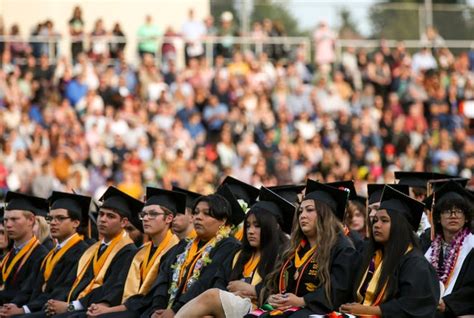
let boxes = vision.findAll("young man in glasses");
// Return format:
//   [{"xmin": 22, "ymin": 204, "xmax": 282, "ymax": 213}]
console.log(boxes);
[
  {"xmin": 43, "ymin": 186, "xmax": 142, "ymax": 317},
  {"xmin": 0, "ymin": 191, "xmax": 90, "ymax": 316},
  {"xmin": 0, "ymin": 192, "xmax": 49, "ymax": 305},
  {"xmin": 86, "ymin": 187, "xmax": 184, "ymax": 317}
]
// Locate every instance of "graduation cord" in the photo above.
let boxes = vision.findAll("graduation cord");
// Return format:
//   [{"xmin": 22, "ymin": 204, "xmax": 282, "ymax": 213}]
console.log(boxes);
[{"xmin": 278, "ymin": 241, "xmax": 317, "ymax": 294}]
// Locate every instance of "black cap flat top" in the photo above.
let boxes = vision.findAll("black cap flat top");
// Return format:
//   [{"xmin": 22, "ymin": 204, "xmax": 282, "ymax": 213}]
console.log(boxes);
[{"xmin": 4, "ymin": 191, "xmax": 49, "ymax": 217}]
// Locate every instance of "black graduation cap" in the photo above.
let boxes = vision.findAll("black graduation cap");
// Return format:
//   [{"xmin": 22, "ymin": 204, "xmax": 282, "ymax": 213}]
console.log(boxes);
[
  {"xmin": 367, "ymin": 184, "xmax": 409, "ymax": 205},
  {"xmin": 48, "ymin": 191, "xmax": 92, "ymax": 227},
  {"xmin": 423, "ymin": 180, "xmax": 474, "ymax": 212},
  {"xmin": 428, "ymin": 178, "xmax": 469, "ymax": 193},
  {"xmin": 326, "ymin": 180, "xmax": 358, "ymax": 200},
  {"xmin": 394, "ymin": 171, "xmax": 453, "ymax": 189},
  {"xmin": 379, "ymin": 185, "xmax": 425, "ymax": 231},
  {"xmin": 216, "ymin": 184, "xmax": 246, "ymax": 226},
  {"xmin": 221, "ymin": 176, "xmax": 259, "ymax": 205},
  {"xmin": 99, "ymin": 186, "xmax": 144, "ymax": 232},
  {"xmin": 0, "ymin": 206, "xmax": 4, "ymax": 222},
  {"xmin": 267, "ymin": 184, "xmax": 305, "ymax": 206},
  {"xmin": 4, "ymin": 191, "xmax": 49, "ymax": 216},
  {"xmin": 252, "ymin": 187, "xmax": 296, "ymax": 234},
  {"xmin": 145, "ymin": 187, "xmax": 187, "ymax": 216},
  {"xmin": 172, "ymin": 186, "xmax": 202, "ymax": 211},
  {"xmin": 304, "ymin": 179, "xmax": 349, "ymax": 221}
]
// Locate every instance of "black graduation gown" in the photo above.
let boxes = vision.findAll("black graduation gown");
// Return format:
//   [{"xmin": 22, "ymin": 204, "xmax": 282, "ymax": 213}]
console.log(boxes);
[
  {"xmin": 41, "ymin": 237, "xmax": 55, "ymax": 251},
  {"xmin": 0, "ymin": 243, "xmax": 48, "ymax": 305},
  {"xmin": 10, "ymin": 240, "xmax": 89, "ymax": 312},
  {"xmin": 347, "ymin": 229, "xmax": 365, "ymax": 253},
  {"xmin": 439, "ymin": 248, "xmax": 474, "ymax": 317},
  {"xmin": 378, "ymin": 249, "xmax": 440, "ymax": 318},
  {"xmin": 288, "ymin": 234, "xmax": 357, "ymax": 316},
  {"xmin": 68, "ymin": 242, "xmax": 137, "ymax": 308},
  {"xmin": 141, "ymin": 236, "xmax": 241, "ymax": 316}
]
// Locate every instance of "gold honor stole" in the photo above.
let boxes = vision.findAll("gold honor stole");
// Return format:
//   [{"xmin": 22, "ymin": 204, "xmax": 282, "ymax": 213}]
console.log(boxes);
[
  {"xmin": 40, "ymin": 233, "xmax": 83, "ymax": 292},
  {"xmin": 68, "ymin": 231, "xmax": 133, "ymax": 302},
  {"xmin": 232, "ymin": 251, "xmax": 262, "ymax": 286},
  {"xmin": 356, "ymin": 245, "xmax": 414, "ymax": 308},
  {"xmin": 122, "ymin": 231, "xmax": 179, "ymax": 302},
  {"xmin": 186, "ymin": 229, "xmax": 197, "ymax": 241},
  {"xmin": 0, "ymin": 236, "xmax": 40, "ymax": 290}
]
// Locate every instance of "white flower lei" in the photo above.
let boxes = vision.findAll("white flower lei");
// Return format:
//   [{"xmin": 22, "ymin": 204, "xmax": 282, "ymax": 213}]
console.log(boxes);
[{"xmin": 167, "ymin": 225, "xmax": 232, "ymax": 308}]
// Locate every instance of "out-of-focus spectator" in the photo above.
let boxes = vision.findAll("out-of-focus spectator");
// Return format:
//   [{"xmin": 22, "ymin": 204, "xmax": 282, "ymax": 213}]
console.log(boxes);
[
  {"xmin": 313, "ymin": 20, "xmax": 336, "ymax": 74},
  {"xmin": 69, "ymin": 6, "xmax": 84, "ymax": 63},
  {"xmin": 137, "ymin": 15, "xmax": 160, "ymax": 57},
  {"xmin": 182, "ymin": 8, "xmax": 206, "ymax": 64}
]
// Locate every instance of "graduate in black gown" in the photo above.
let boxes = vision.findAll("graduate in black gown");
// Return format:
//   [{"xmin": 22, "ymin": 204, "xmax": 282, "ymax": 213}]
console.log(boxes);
[
  {"xmin": 175, "ymin": 186, "xmax": 292, "ymax": 317},
  {"xmin": 0, "ymin": 191, "xmax": 90, "ymax": 317},
  {"xmin": 423, "ymin": 180, "xmax": 474, "ymax": 317},
  {"xmin": 85, "ymin": 187, "xmax": 184, "ymax": 318},
  {"xmin": 251, "ymin": 180, "xmax": 357, "ymax": 317},
  {"xmin": 43, "ymin": 186, "xmax": 141, "ymax": 317},
  {"xmin": 341, "ymin": 185, "xmax": 440, "ymax": 318},
  {"xmin": 0, "ymin": 192, "xmax": 49, "ymax": 305},
  {"xmin": 141, "ymin": 191, "xmax": 241, "ymax": 318}
]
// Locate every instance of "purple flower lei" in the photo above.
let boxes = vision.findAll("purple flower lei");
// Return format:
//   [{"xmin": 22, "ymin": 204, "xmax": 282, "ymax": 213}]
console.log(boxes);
[{"xmin": 429, "ymin": 227, "xmax": 469, "ymax": 285}]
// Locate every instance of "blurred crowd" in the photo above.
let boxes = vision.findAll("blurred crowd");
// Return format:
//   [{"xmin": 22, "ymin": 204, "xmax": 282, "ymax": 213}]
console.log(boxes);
[{"xmin": 0, "ymin": 7, "xmax": 473, "ymax": 203}]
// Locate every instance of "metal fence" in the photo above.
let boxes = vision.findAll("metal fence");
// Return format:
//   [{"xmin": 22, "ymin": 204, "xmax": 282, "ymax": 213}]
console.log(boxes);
[{"xmin": 0, "ymin": 33, "xmax": 473, "ymax": 67}]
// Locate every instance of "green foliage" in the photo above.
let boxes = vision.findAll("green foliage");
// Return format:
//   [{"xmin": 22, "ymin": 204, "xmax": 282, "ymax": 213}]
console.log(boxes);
[
  {"xmin": 338, "ymin": 7, "xmax": 362, "ymax": 39},
  {"xmin": 251, "ymin": 0, "xmax": 301, "ymax": 35},
  {"xmin": 369, "ymin": 0, "xmax": 474, "ymax": 40},
  {"xmin": 210, "ymin": 0, "xmax": 301, "ymax": 36}
]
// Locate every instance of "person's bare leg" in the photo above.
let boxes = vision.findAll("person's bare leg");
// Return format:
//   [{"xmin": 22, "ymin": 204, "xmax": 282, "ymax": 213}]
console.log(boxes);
[{"xmin": 175, "ymin": 288, "xmax": 225, "ymax": 318}]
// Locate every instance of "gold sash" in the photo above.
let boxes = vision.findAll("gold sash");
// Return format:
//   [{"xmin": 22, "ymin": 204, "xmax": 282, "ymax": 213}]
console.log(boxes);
[
  {"xmin": 186, "ymin": 229, "xmax": 197, "ymax": 240},
  {"xmin": 122, "ymin": 231, "xmax": 179, "ymax": 302},
  {"xmin": 232, "ymin": 251, "xmax": 262, "ymax": 287},
  {"xmin": 1, "ymin": 237, "xmax": 40, "ymax": 288},
  {"xmin": 68, "ymin": 231, "xmax": 133, "ymax": 301},
  {"xmin": 41, "ymin": 233, "xmax": 83, "ymax": 288},
  {"xmin": 356, "ymin": 245, "xmax": 413, "ymax": 306}
]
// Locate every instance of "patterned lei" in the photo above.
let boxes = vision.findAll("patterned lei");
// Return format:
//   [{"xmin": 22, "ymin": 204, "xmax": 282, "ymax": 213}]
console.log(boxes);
[
  {"xmin": 167, "ymin": 225, "xmax": 232, "ymax": 308},
  {"xmin": 429, "ymin": 227, "xmax": 469, "ymax": 286}
]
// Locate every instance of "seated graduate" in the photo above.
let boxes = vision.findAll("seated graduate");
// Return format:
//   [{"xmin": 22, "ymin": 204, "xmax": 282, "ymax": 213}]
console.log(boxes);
[
  {"xmin": 171, "ymin": 186, "xmax": 201, "ymax": 240},
  {"xmin": 419, "ymin": 177, "xmax": 470, "ymax": 252},
  {"xmin": 251, "ymin": 180, "xmax": 357, "ymax": 318},
  {"xmin": 43, "ymin": 186, "xmax": 142, "ymax": 317},
  {"xmin": 0, "ymin": 191, "xmax": 91, "ymax": 317},
  {"xmin": 0, "ymin": 192, "xmax": 49, "ymax": 305},
  {"xmin": 175, "ymin": 186, "xmax": 293, "ymax": 318},
  {"xmin": 423, "ymin": 180, "xmax": 474, "ymax": 317},
  {"xmin": 86, "ymin": 187, "xmax": 184, "ymax": 317},
  {"xmin": 341, "ymin": 185, "xmax": 440, "ymax": 318},
  {"xmin": 143, "ymin": 191, "xmax": 241, "ymax": 318}
]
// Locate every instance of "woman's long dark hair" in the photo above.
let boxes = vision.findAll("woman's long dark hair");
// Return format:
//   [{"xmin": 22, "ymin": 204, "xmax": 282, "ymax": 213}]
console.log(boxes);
[
  {"xmin": 230, "ymin": 208, "xmax": 288, "ymax": 281},
  {"xmin": 354, "ymin": 210, "xmax": 420, "ymax": 300}
]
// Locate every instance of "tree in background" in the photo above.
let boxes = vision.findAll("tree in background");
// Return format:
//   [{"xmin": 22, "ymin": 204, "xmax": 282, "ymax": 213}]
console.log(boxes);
[
  {"xmin": 210, "ymin": 0, "xmax": 301, "ymax": 36},
  {"xmin": 338, "ymin": 8, "xmax": 362, "ymax": 39},
  {"xmin": 369, "ymin": 0, "xmax": 474, "ymax": 40}
]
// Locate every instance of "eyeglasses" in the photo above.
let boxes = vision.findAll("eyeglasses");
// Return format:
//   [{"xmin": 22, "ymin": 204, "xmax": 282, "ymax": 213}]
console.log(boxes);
[
  {"xmin": 441, "ymin": 208, "xmax": 465, "ymax": 217},
  {"xmin": 45, "ymin": 215, "xmax": 72, "ymax": 223},
  {"xmin": 139, "ymin": 211, "xmax": 166, "ymax": 220}
]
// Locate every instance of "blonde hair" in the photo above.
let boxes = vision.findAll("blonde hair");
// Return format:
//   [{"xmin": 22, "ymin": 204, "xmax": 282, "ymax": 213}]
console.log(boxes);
[{"xmin": 34, "ymin": 216, "xmax": 51, "ymax": 244}]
